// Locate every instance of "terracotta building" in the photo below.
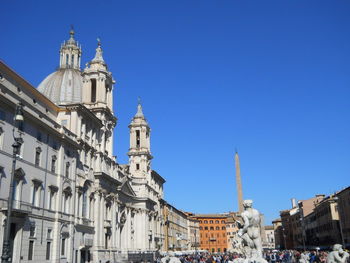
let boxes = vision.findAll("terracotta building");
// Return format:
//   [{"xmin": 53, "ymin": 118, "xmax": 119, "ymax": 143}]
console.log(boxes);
[{"xmin": 193, "ymin": 214, "xmax": 229, "ymax": 253}]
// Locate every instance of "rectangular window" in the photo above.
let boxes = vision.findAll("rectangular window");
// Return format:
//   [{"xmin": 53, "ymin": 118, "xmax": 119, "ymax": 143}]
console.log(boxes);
[
  {"xmin": 63, "ymin": 194, "xmax": 69, "ymax": 214},
  {"xmin": 61, "ymin": 238, "xmax": 66, "ymax": 256},
  {"xmin": 105, "ymin": 234, "xmax": 109, "ymax": 249},
  {"xmin": 91, "ymin": 79, "xmax": 97, "ymax": 102},
  {"xmin": 35, "ymin": 150, "xmax": 40, "ymax": 166},
  {"xmin": 32, "ymin": 186, "xmax": 37, "ymax": 206},
  {"xmin": 48, "ymin": 191, "xmax": 55, "ymax": 210},
  {"xmin": 28, "ymin": 240, "xmax": 34, "ymax": 260},
  {"xmin": 46, "ymin": 242, "xmax": 51, "ymax": 260},
  {"xmin": 82, "ymin": 192, "xmax": 87, "ymax": 218},
  {"xmin": 136, "ymin": 164, "xmax": 140, "ymax": 170},
  {"xmin": 65, "ymin": 162, "xmax": 70, "ymax": 178},
  {"xmin": 47, "ymin": 228, "xmax": 52, "ymax": 239},
  {"xmin": 51, "ymin": 157, "xmax": 56, "ymax": 173},
  {"xmin": 136, "ymin": 130, "xmax": 140, "ymax": 148}
]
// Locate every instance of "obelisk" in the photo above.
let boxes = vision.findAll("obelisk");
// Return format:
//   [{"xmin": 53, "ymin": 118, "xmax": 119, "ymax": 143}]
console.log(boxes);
[{"xmin": 235, "ymin": 151, "xmax": 244, "ymax": 213}]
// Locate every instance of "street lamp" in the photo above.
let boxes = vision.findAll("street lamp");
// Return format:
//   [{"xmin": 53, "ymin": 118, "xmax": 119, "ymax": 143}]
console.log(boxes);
[
  {"xmin": 333, "ymin": 196, "xmax": 345, "ymax": 248},
  {"xmin": 1, "ymin": 102, "xmax": 24, "ymax": 263}
]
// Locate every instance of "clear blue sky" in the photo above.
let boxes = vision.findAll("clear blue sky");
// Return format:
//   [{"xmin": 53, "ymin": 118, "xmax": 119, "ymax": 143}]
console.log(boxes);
[{"xmin": 2, "ymin": 0, "xmax": 350, "ymax": 224}]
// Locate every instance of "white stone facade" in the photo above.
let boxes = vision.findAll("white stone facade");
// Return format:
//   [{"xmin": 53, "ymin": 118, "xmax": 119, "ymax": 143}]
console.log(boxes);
[{"xmin": 0, "ymin": 30, "xmax": 165, "ymax": 263}]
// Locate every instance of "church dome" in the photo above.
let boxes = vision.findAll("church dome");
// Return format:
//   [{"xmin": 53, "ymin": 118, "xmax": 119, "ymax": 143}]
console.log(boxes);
[
  {"xmin": 37, "ymin": 68, "xmax": 83, "ymax": 104},
  {"xmin": 37, "ymin": 29, "xmax": 83, "ymax": 105}
]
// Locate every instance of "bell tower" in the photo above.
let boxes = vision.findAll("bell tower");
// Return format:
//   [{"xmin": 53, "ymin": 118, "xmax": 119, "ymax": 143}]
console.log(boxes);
[
  {"xmin": 82, "ymin": 39, "xmax": 114, "ymax": 111},
  {"xmin": 128, "ymin": 101, "xmax": 152, "ymax": 180},
  {"xmin": 82, "ymin": 39, "xmax": 116, "ymax": 157}
]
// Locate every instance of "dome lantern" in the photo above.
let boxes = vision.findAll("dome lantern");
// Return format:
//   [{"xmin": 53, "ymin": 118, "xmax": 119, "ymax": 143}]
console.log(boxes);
[{"xmin": 59, "ymin": 27, "xmax": 82, "ymax": 70}]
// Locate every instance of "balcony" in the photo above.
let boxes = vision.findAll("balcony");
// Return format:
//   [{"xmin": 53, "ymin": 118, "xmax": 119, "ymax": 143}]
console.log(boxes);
[
  {"xmin": 0, "ymin": 199, "xmax": 32, "ymax": 217},
  {"xmin": 77, "ymin": 217, "xmax": 93, "ymax": 227}
]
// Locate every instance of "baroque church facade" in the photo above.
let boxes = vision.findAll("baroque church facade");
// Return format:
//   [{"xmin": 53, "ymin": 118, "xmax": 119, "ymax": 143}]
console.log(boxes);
[{"xmin": 0, "ymin": 30, "xmax": 165, "ymax": 262}]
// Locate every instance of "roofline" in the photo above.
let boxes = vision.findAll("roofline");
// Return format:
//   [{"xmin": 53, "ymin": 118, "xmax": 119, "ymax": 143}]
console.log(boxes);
[
  {"xmin": 151, "ymin": 170, "xmax": 166, "ymax": 184},
  {"xmin": 0, "ymin": 60, "xmax": 60, "ymax": 111},
  {"xmin": 192, "ymin": 214, "xmax": 229, "ymax": 218}
]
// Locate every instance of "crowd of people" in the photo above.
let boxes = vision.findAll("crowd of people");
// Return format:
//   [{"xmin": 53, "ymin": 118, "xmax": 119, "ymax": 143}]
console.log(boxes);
[{"xmin": 154, "ymin": 247, "xmax": 350, "ymax": 263}]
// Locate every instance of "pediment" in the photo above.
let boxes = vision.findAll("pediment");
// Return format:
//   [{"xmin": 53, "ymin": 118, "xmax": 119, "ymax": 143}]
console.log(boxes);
[{"xmin": 119, "ymin": 179, "xmax": 136, "ymax": 197}]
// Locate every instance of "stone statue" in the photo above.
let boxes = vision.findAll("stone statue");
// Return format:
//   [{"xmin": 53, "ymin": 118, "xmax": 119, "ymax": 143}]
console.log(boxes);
[
  {"xmin": 120, "ymin": 212, "xmax": 126, "ymax": 226},
  {"xmin": 235, "ymin": 200, "xmax": 267, "ymax": 263},
  {"xmin": 161, "ymin": 252, "xmax": 181, "ymax": 263},
  {"xmin": 327, "ymin": 244, "xmax": 349, "ymax": 263},
  {"xmin": 299, "ymin": 252, "xmax": 310, "ymax": 263}
]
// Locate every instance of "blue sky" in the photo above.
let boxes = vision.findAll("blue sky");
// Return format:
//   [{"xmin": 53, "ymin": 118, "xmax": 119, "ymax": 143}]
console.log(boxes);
[{"xmin": 1, "ymin": 0, "xmax": 350, "ymax": 224}]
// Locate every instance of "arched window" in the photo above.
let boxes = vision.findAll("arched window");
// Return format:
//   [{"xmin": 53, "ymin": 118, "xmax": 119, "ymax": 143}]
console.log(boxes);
[
  {"xmin": 210, "ymin": 226, "xmax": 214, "ymax": 230},
  {"xmin": 204, "ymin": 220, "xmax": 208, "ymax": 224},
  {"xmin": 216, "ymin": 226, "xmax": 219, "ymax": 230},
  {"xmin": 221, "ymin": 220, "xmax": 225, "ymax": 224},
  {"xmin": 199, "ymin": 226, "xmax": 202, "ymax": 230},
  {"xmin": 222, "ymin": 226, "xmax": 226, "ymax": 230},
  {"xmin": 215, "ymin": 220, "xmax": 219, "ymax": 224},
  {"xmin": 204, "ymin": 227, "xmax": 208, "ymax": 230},
  {"xmin": 71, "ymin": 54, "xmax": 74, "ymax": 67},
  {"xmin": 209, "ymin": 220, "xmax": 213, "ymax": 224},
  {"xmin": 66, "ymin": 54, "xmax": 69, "ymax": 67}
]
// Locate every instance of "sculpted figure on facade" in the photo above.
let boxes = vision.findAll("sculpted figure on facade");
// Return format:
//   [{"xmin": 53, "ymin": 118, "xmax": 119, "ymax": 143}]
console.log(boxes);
[
  {"xmin": 327, "ymin": 244, "xmax": 349, "ymax": 263},
  {"xmin": 235, "ymin": 200, "xmax": 267, "ymax": 263},
  {"xmin": 120, "ymin": 212, "xmax": 127, "ymax": 226}
]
